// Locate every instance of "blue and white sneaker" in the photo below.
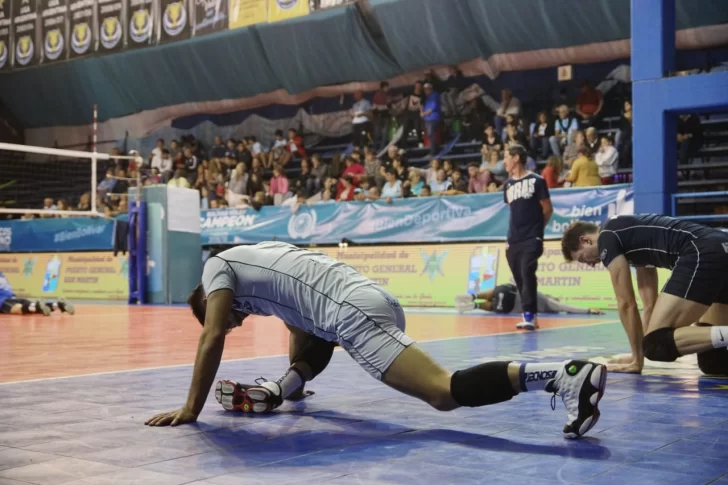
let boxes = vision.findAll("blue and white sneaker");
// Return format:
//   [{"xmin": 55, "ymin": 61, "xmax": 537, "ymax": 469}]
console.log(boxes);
[
  {"xmin": 546, "ymin": 360, "xmax": 607, "ymax": 438},
  {"xmin": 516, "ymin": 312, "xmax": 538, "ymax": 330}
]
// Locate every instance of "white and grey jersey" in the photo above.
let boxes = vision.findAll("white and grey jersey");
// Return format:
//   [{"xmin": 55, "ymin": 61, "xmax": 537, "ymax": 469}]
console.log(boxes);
[{"xmin": 201, "ymin": 242, "xmax": 376, "ymax": 339}]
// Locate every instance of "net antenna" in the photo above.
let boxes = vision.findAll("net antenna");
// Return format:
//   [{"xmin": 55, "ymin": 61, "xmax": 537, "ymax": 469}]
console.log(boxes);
[{"xmin": 0, "ymin": 130, "xmax": 143, "ymax": 218}]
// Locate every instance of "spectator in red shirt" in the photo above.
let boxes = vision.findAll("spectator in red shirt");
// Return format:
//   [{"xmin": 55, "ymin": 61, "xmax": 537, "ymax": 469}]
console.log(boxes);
[
  {"xmin": 576, "ymin": 81, "xmax": 603, "ymax": 127},
  {"xmin": 337, "ymin": 174, "xmax": 356, "ymax": 201},
  {"xmin": 341, "ymin": 156, "xmax": 365, "ymax": 183},
  {"xmin": 541, "ymin": 155, "xmax": 565, "ymax": 189},
  {"xmin": 467, "ymin": 163, "xmax": 491, "ymax": 193},
  {"xmin": 279, "ymin": 128, "xmax": 306, "ymax": 167}
]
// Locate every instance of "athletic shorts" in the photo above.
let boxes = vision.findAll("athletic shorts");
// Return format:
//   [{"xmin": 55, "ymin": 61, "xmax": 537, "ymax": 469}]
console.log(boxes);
[
  {"xmin": 663, "ymin": 239, "xmax": 728, "ymax": 306},
  {"xmin": 0, "ymin": 298, "xmax": 22, "ymax": 314},
  {"xmin": 335, "ymin": 285, "xmax": 414, "ymax": 380}
]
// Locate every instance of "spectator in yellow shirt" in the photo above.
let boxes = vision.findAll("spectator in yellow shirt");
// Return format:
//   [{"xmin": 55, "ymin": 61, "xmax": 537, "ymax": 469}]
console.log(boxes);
[{"xmin": 566, "ymin": 146, "xmax": 602, "ymax": 187}]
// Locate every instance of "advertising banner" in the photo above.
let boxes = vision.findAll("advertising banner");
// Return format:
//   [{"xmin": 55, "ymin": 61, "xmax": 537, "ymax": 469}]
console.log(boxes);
[
  {"xmin": 267, "ymin": 0, "xmax": 306, "ymax": 23},
  {"xmin": 192, "ymin": 0, "xmax": 227, "ymax": 35},
  {"xmin": 315, "ymin": 241, "xmax": 670, "ymax": 310},
  {"xmin": 126, "ymin": 0, "xmax": 153, "ymax": 47},
  {"xmin": 0, "ymin": 0, "xmax": 12, "ymax": 70},
  {"xmin": 97, "ymin": 0, "xmax": 124, "ymax": 53},
  {"xmin": 228, "ymin": 0, "xmax": 264, "ymax": 29},
  {"xmin": 200, "ymin": 185, "xmax": 634, "ymax": 246},
  {"xmin": 0, "ymin": 217, "xmax": 116, "ymax": 253},
  {"xmin": 12, "ymin": 0, "xmax": 39, "ymax": 67},
  {"xmin": 68, "ymin": 0, "xmax": 94, "ymax": 58},
  {"xmin": 158, "ymin": 0, "xmax": 188, "ymax": 42},
  {"xmin": 0, "ymin": 252, "xmax": 128, "ymax": 300},
  {"xmin": 40, "ymin": 0, "xmax": 67, "ymax": 63}
]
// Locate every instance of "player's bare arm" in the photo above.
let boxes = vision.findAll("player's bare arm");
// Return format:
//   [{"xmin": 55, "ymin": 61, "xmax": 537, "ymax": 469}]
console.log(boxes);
[
  {"xmin": 636, "ymin": 267, "xmax": 658, "ymax": 333},
  {"xmin": 540, "ymin": 198, "xmax": 553, "ymax": 224},
  {"xmin": 607, "ymin": 255, "xmax": 645, "ymax": 373},
  {"xmin": 145, "ymin": 289, "xmax": 233, "ymax": 426}
]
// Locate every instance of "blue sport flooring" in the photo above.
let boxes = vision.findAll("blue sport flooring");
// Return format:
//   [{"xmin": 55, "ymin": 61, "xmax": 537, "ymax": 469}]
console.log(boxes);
[{"xmin": 1, "ymin": 319, "xmax": 727, "ymax": 484}]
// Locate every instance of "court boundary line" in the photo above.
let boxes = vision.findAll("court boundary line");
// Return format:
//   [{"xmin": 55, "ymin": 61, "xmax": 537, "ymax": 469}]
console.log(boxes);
[{"xmin": 0, "ymin": 319, "xmax": 618, "ymax": 386}]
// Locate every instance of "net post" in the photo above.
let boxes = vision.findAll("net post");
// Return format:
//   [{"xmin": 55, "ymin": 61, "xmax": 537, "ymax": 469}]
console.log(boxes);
[{"xmin": 91, "ymin": 104, "xmax": 98, "ymax": 214}]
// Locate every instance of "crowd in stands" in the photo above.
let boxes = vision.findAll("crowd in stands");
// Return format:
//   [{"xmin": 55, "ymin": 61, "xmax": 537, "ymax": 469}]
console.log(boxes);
[{"xmin": 24, "ymin": 73, "xmax": 711, "ymax": 218}]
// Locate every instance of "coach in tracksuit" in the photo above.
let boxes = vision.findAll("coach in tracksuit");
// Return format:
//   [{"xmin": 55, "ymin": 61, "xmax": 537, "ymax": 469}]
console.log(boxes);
[{"xmin": 502, "ymin": 144, "xmax": 553, "ymax": 330}]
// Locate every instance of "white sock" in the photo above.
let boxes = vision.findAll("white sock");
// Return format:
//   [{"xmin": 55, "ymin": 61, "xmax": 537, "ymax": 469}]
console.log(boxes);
[
  {"xmin": 519, "ymin": 362, "xmax": 562, "ymax": 392},
  {"xmin": 710, "ymin": 327, "xmax": 728, "ymax": 349},
  {"xmin": 276, "ymin": 367, "xmax": 304, "ymax": 399},
  {"xmin": 29, "ymin": 303, "xmax": 37, "ymax": 313}
]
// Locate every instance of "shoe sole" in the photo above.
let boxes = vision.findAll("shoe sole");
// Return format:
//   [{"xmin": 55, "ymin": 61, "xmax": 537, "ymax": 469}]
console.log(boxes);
[
  {"xmin": 215, "ymin": 380, "xmax": 273, "ymax": 413},
  {"xmin": 565, "ymin": 364, "xmax": 608, "ymax": 439}
]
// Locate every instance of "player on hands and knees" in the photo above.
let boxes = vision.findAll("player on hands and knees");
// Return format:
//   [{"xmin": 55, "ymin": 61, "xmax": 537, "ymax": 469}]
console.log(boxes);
[
  {"xmin": 0, "ymin": 272, "xmax": 75, "ymax": 317},
  {"xmin": 145, "ymin": 242, "xmax": 607, "ymax": 438},
  {"xmin": 455, "ymin": 284, "xmax": 604, "ymax": 315},
  {"xmin": 502, "ymin": 145, "xmax": 553, "ymax": 331},
  {"xmin": 562, "ymin": 215, "xmax": 728, "ymax": 375}
]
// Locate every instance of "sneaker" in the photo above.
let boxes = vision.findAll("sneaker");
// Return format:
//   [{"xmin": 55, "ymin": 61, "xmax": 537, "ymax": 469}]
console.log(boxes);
[
  {"xmin": 57, "ymin": 299, "xmax": 75, "ymax": 315},
  {"xmin": 454, "ymin": 294, "xmax": 476, "ymax": 313},
  {"xmin": 516, "ymin": 312, "xmax": 538, "ymax": 330},
  {"xmin": 215, "ymin": 379, "xmax": 282, "ymax": 413},
  {"xmin": 36, "ymin": 301, "xmax": 51, "ymax": 316},
  {"xmin": 546, "ymin": 360, "xmax": 607, "ymax": 439}
]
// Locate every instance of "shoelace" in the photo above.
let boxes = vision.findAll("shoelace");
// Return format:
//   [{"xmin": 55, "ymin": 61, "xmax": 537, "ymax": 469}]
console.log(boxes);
[
  {"xmin": 550, "ymin": 391, "xmax": 559, "ymax": 411},
  {"xmin": 254, "ymin": 377, "xmax": 268, "ymax": 385}
]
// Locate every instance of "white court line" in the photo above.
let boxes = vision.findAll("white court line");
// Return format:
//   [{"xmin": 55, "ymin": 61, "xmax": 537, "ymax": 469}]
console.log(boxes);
[{"xmin": 0, "ymin": 319, "xmax": 618, "ymax": 386}]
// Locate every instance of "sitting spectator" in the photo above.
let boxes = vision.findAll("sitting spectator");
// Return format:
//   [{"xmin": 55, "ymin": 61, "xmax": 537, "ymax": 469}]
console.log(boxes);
[
  {"xmin": 480, "ymin": 150, "xmax": 507, "ymax": 185},
  {"xmin": 247, "ymin": 136, "xmax": 263, "ymax": 158},
  {"xmin": 541, "ymin": 155, "xmax": 565, "ymax": 189},
  {"xmin": 530, "ymin": 111, "xmax": 554, "ymax": 160},
  {"xmin": 56, "ymin": 199, "xmax": 70, "ymax": 218},
  {"xmin": 111, "ymin": 167, "xmax": 129, "ymax": 197},
  {"xmin": 504, "ymin": 123, "xmax": 529, "ymax": 150},
  {"xmin": 168, "ymin": 168, "xmax": 191, "ymax": 188},
  {"xmin": 351, "ymin": 90, "xmax": 373, "ymax": 148},
  {"xmin": 566, "ymin": 146, "xmax": 602, "ymax": 187},
  {"xmin": 482, "ymin": 124, "xmax": 502, "ymax": 153},
  {"xmin": 319, "ymin": 189, "xmax": 333, "ymax": 203},
  {"xmin": 392, "ymin": 158, "xmax": 407, "ymax": 181},
  {"xmin": 563, "ymin": 130, "xmax": 584, "ymax": 168},
  {"xmin": 430, "ymin": 169, "xmax": 452, "ymax": 195},
  {"xmin": 421, "ymin": 82, "xmax": 441, "ymax": 155},
  {"xmin": 209, "ymin": 136, "xmax": 226, "ymax": 160},
  {"xmin": 77, "ymin": 192, "xmax": 91, "ymax": 211},
  {"xmin": 442, "ymin": 160, "xmax": 454, "ymax": 179},
  {"xmin": 341, "ymin": 155, "xmax": 365, "ymax": 184},
  {"xmin": 381, "ymin": 168, "xmax": 403, "ymax": 200},
  {"xmin": 236, "ymin": 141, "xmax": 252, "ymax": 166},
  {"xmin": 420, "ymin": 184, "xmax": 432, "ymax": 197},
  {"xmin": 445, "ymin": 169, "xmax": 467, "ymax": 194},
  {"xmin": 616, "ymin": 99, "xmax": 633, "ymax": 168},
  {"xmin": 183, "ymin": 147, "xmax": 199, "ymax": 179},
  {"xmin": 147, "ymin": 138, "xmax": 165, "ymax": 168},
  {"xmin": 250, "ymin": 157, "xmax": 263, "ymax": 177},
  {"xmin": 309, "ymin": 154, "xmax": 329, "ymax": 195},
  {"xmin": 247, "ymin": 173, "xmax": 264, "ymax": 198},
  {"xmin": 584, "ymin": 127, "xmax": 600, "ymax": 153},
  {"xmin": 267, "ymin": 130, "xmax": 287, "ymax": 168},
  {"xmin": 423, "ymin": 158, "xmax": 440, "ymax": 185},
  {"xmin": 595, "ymin": 136, "xmax": 619, "ymax": 184},
  {"xmin": 293, "ymin": 158, "xmax": 312, "ymax": 197},
  {"xmin": 363, "ymin": 150, "xmax": 382, "ymax": 187},
  {"xmin": 403, "ymin": 167, "xmax": 424, "ymax": 197},
  {"xmin": 270, "ymin": 165, "xmax": 290, "ymax": 204},
  {"xmin": 368, "ymin": 186, "xmax": 381, "ymax": 201},
  {"xmin": 494, "ymin": 88, "xmax": 522, "ymax": 136},
  {"xmin": 467, "ymin": 163, "xmax": 491, "ymax": 193},
  {"xmin": 549, "ymin": 105, "xmax": 579, "ymax": 157},
  {"xmin": 576, "ymin": 81, "xmax": 604, "ymax": 127},
  {"xmin": 337, "ymin": 174, "xmax": 356, "ymax": 201},
  {"xmin": 677, "ymin": 113, "xmax": 703, "ymax": 166},
  {"xmin": 97, "ymin": 168, "xmax": 117, "ymax": 198},
  {"xmin": 229, "ymin": 162, "xmax": 249, "ymax": 196}
]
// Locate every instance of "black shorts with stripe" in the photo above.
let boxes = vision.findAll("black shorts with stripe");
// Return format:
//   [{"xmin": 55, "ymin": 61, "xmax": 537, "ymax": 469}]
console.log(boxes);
[{"xmin": 663, "ymin": 238, "xmax": 728, "ymax": 306}]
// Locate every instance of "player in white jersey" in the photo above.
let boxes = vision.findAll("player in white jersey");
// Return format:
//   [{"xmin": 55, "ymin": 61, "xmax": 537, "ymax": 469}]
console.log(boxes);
[{"xmin": 146, "ymin": 242, "xmax": 608, "ymax": 438}]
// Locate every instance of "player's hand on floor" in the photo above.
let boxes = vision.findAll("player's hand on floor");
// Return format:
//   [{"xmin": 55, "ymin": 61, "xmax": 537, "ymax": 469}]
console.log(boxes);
[
  {"xmin": 588, "ymin": 308, "xmax": 605, "ymax": 315},
  {"xmin": 608, "ymin": 353, "xmax": 635, "ymax": 365},
  {"xmin": 145, "ymin": 407, "xmax": 198, "ymax": 427}
]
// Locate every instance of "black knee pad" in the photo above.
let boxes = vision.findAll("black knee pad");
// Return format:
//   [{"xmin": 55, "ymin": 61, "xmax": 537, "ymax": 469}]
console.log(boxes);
[
  {"xmin": 290, "ymin": 334, "xmax": 335, "ymax": 381},
  {"xmin": 698, "ymin": 348, "xmax": 728, "ymax": 376},
  {"xmin": 642, "ymin": 328, "xmax": 681, "ymax": 362},
  {"xmin": 20, "ymin": 300, "xmax": 32, "ymax": 314},
  {"xmin": 450, "ymin": 361, "xmax": 516, "ymax": 407}
]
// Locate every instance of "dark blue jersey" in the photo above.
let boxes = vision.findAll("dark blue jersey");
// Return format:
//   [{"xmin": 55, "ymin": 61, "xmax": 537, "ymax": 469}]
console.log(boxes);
[{"xmin": 503, "ymin": 173, "xmax": 550, "ymax": 244}]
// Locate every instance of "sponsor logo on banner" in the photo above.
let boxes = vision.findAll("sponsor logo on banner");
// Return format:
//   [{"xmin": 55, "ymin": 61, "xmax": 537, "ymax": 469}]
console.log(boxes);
[
  {"xmin": 287, "ymin": 210, "xmax": 316, "ymax": 239},
  {"xmin": 15, "ymin": 34, "xmax": 33, "ymax": 65},
  {"xmin": 71, "ymin": 21, "xmax": 91, "ymax": 53},
  {"xmin": 69, "ymin": 0, "xmax": 95, "ymax": 57},
  {"xmin": 0, "ymin": 0, "xmax": 12, "ymax": 70},
  {"xmin": 193, "ymin": 0, "xmax": 227, "ymax": 35},
  {"xmin": 127, "ymin": 0, "xmax": 153, "ymax": 45},
  {"xmin": 201, "ymin": 209, "xmax": 256, "ymax": 229},
  {"xmin": 162, "ymin": 0, "xmax": 186, "ymax": 36},
  {"xmin": 40, "ymin": 0, "xmax": 68, "ymax": 63},
  {"xmin": 373, "ymin": 206, "xmax": 472, "ymax": 231},
  {"xmin": 98, "ymin": 0, "xmax": 123, "ymax": 51},
  {"xmin": 0, "ymin": 227, "xmax": 12, "ymax": 252},
  {"xmin": 275, "ymin": 0, "xmax": 295, "ymax": 9},
  {"xmin": 228, "ymin": 0, "xmax": 265, "ymax": 29},
  {"xmin": 267, "ymin": 0, "xmax": 307, "ymax": 23}
]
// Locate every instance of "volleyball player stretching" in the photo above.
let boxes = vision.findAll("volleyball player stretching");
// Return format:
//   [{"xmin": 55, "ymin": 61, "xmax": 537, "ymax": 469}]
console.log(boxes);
[{"xmin": 562, "ymin": 214, "xmax": 728, "ymax": 375}]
